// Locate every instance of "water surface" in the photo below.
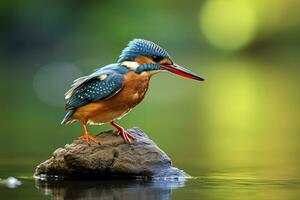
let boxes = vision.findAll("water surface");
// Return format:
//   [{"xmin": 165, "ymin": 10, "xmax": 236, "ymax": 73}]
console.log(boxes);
[{"xmin": 1, "ymin": 167, "xmax": 300, "ymax": 200}]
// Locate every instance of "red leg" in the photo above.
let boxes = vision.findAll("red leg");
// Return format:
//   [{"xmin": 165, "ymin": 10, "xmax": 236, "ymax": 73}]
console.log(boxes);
[
  {"xmin": 79, "ymin": 121, "xmax": 101, "ymax": 144},
  {"xmin": 110, "ymin": 121, "xmax": 135, "ymax": 143}
]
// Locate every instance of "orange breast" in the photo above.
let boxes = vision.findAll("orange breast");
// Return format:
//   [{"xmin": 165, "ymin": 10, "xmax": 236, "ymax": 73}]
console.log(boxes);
[{"xmin": 72, "ymin": 71, "xmax": 150, "ymax": 124}]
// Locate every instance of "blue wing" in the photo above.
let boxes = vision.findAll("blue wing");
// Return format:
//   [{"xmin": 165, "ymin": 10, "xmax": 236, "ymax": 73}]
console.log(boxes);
[{"xmin": 65, "ymin": 71, "xmax": 124, "ymax": 110}]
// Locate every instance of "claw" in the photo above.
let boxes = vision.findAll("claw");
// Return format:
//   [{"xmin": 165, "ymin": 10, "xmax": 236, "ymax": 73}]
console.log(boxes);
[
  {"xmin": 79, "ymin": 121, "xmax": 101, "ymax": 144},
  {"xmin": 110, "ymin": 121, "xmax": 135, "ymax": 143},
  {"xmin": 121, "ymin": 129, "xmax": 135, "ymax": 143},
  {"xmin": 79, "ymin": 134, "xmax": 101, "ymax": 144}
]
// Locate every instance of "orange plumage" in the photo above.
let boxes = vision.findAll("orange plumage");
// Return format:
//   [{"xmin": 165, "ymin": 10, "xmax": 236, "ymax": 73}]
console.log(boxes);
[{"xmin": 71, "ymin": 71, "xmax": 150, "ymax": 125}]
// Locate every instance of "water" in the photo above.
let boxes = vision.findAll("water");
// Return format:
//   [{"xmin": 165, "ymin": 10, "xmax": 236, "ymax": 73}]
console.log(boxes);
[
  {"xmin": 1, "ymin": 57, "xmax": 300, "ymax": 199},
  {"xmin": 1, "ymin": 171, "xmax": 300, "ymax": 200}
]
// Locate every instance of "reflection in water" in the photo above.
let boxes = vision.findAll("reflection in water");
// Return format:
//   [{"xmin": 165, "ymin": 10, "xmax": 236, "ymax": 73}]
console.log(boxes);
[{"xmin": 35, "ymin": 178, "xmax": 186, "ymax": 200}]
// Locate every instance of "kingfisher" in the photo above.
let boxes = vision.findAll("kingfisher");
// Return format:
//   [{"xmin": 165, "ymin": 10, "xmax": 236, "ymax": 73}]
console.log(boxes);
[{"xmin": 62, "ymin": 39, "xmax": 205, "ymax": 144}]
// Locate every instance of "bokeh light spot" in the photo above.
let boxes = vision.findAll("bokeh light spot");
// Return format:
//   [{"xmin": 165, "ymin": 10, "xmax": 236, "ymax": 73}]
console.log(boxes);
[
  {"xmin": 204, "ymin": 62, "xmax": 257, "ymax": 134},
  {"xmin": 199, "ymin": 0, "xmax": 257, "ymax": 51},
  {"xmin": 33, "ymin": 63, "xmax": 82, "ymax": 107}
]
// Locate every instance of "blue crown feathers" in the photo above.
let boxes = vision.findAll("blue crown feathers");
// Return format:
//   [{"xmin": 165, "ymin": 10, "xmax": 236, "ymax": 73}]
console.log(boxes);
[{"xmin": 117, "ymin": 39, "xmax": 172, "ymax": 63}]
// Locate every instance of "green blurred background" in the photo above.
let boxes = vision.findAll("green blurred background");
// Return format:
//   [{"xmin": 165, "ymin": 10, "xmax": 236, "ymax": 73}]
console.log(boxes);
[{"xmin": 1, "ymin": 0, "xmax": 300, "ymax": 179}]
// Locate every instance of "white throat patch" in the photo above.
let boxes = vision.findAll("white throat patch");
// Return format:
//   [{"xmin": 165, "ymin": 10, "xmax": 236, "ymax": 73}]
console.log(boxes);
[{"xmin": 121, "ymin": 61, "xmax": 139, "ymax": 70}]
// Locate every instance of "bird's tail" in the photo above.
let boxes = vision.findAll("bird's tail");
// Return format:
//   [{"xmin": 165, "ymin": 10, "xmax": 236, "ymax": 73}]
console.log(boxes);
[{"xmin": 61, "ymin": 109, "xmax": 76, "ymax": 125}]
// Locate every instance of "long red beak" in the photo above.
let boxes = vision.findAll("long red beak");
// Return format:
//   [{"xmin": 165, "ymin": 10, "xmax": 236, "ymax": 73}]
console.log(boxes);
[{"xmin": 162, "ymin": 63, "xmax": 205, "ymax": 81}]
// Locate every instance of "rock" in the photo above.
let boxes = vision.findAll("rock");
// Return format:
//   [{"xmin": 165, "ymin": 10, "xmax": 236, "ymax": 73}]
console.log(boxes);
[{"xmin": 34, "ymin": 127, "xmax": 190, "ymax": 179}]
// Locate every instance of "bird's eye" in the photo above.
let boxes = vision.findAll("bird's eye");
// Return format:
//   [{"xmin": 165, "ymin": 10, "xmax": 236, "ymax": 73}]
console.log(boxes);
[{"xmin": 152, "ymin": 55, "xmax": 164, "ymax": 63}]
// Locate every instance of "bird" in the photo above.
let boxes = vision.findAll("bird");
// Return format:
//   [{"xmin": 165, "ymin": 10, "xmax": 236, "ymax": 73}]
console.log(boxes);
[{"xmin": 62, "ymin": 39, "xmax": 205, "ymax": 144}]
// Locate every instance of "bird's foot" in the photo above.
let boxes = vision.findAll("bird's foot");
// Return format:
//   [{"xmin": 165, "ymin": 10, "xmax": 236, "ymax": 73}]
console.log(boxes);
[
  {"xmin": 110, "ymin": 121, "xmax": 135, "ymax": 143},
  {"xmin": 116, "ymin": 129, "xmax": 135, "ymax": 143},
  {"xmin": 79, "ymin": 134, "xmax": 101, "ymax": 144}
]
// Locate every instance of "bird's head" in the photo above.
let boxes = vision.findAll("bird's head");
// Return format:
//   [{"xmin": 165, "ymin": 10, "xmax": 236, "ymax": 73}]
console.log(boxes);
[{"xmin": 118, "ymin": 39, "xmax": 205, "ymax": 81}]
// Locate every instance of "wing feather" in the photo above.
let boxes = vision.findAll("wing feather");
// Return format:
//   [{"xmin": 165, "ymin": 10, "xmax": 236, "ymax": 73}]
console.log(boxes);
[
  {"xmin": 65, "ymin": 75, "xmax": 91, "ymax": 99},
  {"xmin": 64, "ymin": 71, "xmax": 124, "ymax": 110}
]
